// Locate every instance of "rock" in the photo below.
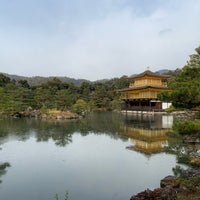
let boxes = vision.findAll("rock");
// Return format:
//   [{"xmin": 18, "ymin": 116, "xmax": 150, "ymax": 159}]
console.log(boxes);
[
  {"xmin": 16, "ymin": 109, "xmax": 41, "ymax": 118},
  {"xmin": 130, "ymin": 187, "xmax": 177, "ymax": 200},
  {"xmin": 13, "ymin": 112, "xmax": 22, "ymax": 118},
  {"xmin": 190, "ymin": 157, "xmax": 200, "ymax": 167},
  {"xmin": 40, "ymin": 110, "xmax": 79, "ymax": 120},
  {"xmin": 160, "ymin": 176, "xmax": 179, "ymax": 188},
  {"xmin": 56, "ymin": 115, "xmax": 63, "ymax": 119},
  {"xmin": 186, "ymin": 168, "xmax": 199, "ymax": 178},
  {"xmin": 161, "ymin": 186, "xmax": 177, "ymax": 200},
  {"xmin": 42, "ymin": 114, "xmax": 47, "ymax": 118},
  {"xmin": 130, "ymin": 188, "xmax": 153, "ymax": 200},
  {"xmin": 183, "ymin": 135, "xmax": 200, "ymax": 144},
  {"xmin": 172, "ymin": 111, "xmax": 197, "ymax": 121}
]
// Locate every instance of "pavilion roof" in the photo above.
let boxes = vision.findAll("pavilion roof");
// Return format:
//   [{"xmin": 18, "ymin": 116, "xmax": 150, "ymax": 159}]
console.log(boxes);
[
  {"xmin": 118, "ymin": 85, "xmax": 170, "ymax": 92},
  {"xmin": 129, "ymin": 70, "xmax": 170, "ymax": 79}
]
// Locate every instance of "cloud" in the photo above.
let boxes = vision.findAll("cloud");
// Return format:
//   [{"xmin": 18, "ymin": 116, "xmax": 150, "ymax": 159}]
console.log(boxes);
[
  {"xmin": 158, "ymin": 29, "xmax": 172, "ymax": 36},
  {"xmin": 0, "ymin": 0, "xmax": 199, "ymax": 80},
  {"xmin": 60, "ymin": 1, "xmax": 200, "ymax": 80}
]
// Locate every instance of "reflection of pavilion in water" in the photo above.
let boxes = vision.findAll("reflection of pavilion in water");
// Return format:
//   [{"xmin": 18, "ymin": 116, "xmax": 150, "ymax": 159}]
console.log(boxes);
[{"xmin": 121, "ymin": 114, "xmax": 173, "ymax": 155}]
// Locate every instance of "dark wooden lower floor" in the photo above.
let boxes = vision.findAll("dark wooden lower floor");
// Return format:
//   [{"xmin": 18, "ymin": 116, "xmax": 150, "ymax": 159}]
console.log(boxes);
[{"xmin": 121, "ymin": 99, "xmax": 163, "ymax": 112}]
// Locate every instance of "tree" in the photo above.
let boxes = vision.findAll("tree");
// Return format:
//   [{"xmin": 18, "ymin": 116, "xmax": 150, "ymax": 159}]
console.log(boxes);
[
  {"xmin": 17, "ymin": 80, "xmax": 30, "ymax": 88},
  {"xmin": 72, "ymin": 99, "xmax": 89, "ymax": 114},
  {"xmin": 0, "ymin": 74, "xmax": 11, "ymax": 87},
  {"xmin": 159, "ymin": 46, "xmax": 200, "ymax": 109},
  {"xmin": 55, "ymin": 89, "xmax": 76, "ymax": 110}
]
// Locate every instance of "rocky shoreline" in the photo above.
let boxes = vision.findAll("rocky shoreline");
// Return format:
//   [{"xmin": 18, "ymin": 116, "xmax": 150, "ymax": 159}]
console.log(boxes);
[
  {"xmin": 4, "ymin": 108, "xmax": 80, "ymax": 120},
  {"xmin": 130, "ymin": 170, "xmax": 200, "ymax": 200},
  {"xmin": 172, "ymin": 110, "xmax": 199, "ymax": 121},
  {"xmin": 130, "ymin": 110, "xmax": 200, "ymax": 200}
]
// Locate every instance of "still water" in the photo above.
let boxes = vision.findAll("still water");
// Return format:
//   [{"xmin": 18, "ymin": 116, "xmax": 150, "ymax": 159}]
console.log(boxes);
[{"xmin": 0, "ymin": 112, "xmax": 178, "ymax": 200}]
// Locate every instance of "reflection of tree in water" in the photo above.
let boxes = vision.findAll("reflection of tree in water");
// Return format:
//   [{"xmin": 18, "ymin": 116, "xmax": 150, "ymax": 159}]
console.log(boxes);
[
  {"xmin": 0, "ymin": 120, "xmax": 11, "ymax": 184},
  {"xmin": 0, "ymin": 112, "xmax": 127, "ymax": 147},
  {"xmin": 35, "ymin": 112, "xmax": 127, "ymax": 145},
  {"xmin": 0, "ymin": 118, "xmax": 35, "ymax": 141},
  {"xmin": 35, "ymin": 120, "xmax": 75, "ymax": 146},
  {"xmin": 0, "ymin": 162, "xmax": 10, "ymax": 184}
]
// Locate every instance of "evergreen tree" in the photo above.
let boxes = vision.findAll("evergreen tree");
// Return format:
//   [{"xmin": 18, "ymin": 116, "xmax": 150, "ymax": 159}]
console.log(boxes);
[{"xmin": 159, "ymin": 46, "xmax": 200, "ymax": 109}]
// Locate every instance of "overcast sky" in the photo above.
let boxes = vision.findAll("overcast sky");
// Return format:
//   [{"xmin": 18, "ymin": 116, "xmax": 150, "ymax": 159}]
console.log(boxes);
[{"xmin": 0, "ymin": 0, "xmax": 199, "ymax": 81}]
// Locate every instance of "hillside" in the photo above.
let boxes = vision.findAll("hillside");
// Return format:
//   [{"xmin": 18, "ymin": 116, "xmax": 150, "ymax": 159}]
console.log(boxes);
[
  {"xmin": 2, "ymin": 73, "xmax": 89, "ymax": 86},
  {"xmin": 1, "ymin": 69, "xmax": 172, "ymax": 86}
]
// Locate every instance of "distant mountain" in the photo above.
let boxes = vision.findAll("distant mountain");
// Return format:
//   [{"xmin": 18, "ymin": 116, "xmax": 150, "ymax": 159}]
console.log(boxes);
[
  {"xmin": 1, "ymin": 69, "xmax": 173, "ymax": 87},
  {"xmin": 156, "ymin": 69, "xmax": 172, "ymax": 74},
  {"xmin": 130, "ymin": 69, "xmax": 172, "ymax": 77},
  {"xmin": 2, "ymin": 73, "xmax": 89, "ymax": 86}
]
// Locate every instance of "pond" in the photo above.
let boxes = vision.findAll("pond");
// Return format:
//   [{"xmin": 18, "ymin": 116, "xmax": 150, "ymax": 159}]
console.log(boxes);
[{"xmin": 0, "ymin": 112, "xmax": 179, "ymax": 200}]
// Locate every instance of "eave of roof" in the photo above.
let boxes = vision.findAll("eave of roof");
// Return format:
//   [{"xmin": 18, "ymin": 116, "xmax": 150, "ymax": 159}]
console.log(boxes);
[
  {"xmin": 118, "ymin": 85, "xmax": 171, "ymax": 92},
  {"xmin": 129, "ymin": 70, "xmax": 170, "ymax": 79}
]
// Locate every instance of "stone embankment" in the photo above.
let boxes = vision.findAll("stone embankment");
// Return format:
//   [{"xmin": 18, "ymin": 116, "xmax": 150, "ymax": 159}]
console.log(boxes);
[
  {"xmin": 172, "ymin": 110, "xmax": 198, "ymax": 121},
  {"xmin": 11, "ymin": 109, "xmax": 80, "ymax": 120},
  {"xmin": 41, "ymin": 111, "xmax": 79, "ymax": 120}
]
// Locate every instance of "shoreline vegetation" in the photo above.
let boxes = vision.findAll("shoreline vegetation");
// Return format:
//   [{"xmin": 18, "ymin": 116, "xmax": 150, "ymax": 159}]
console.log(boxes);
[
  {"xmin": 130, "ymin": 111, "xmax": 200, "ymax": 200},
  {"xmin": 0, "ymin": 73, "xmax": 130, "ymax": 118}
]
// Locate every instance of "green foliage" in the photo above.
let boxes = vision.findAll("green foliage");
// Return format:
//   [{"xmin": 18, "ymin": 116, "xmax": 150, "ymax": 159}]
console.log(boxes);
[
  {"xmin": 110, "ymin": 99, "xmax": 121, "ymax": 110},
  {"xmin": 0, "ymin": 73, "xmax": 129, "ymax": 115},
  {"xmin": 157, "ymin": 91, "xmax": 171, "ymax": 102},
  {"xmin": 55, "ymin": 194, "xmax": 59, "ymax": 200},
  {"xmin": 173, "ymin": 120, "xmax": 200, "ymax": 135},
  {"xmin": 17, "ymin": 80, "xmax": 30, "ymax": 88},
  {"xmin": 180, "ymin": 176, "xmax": 200, "ymax": 191},
  {"xmin": 194, "ymin": 111, "xmax": 200, "ymax": 119},
  {"xmin": 173, "ymin": 166, "xmax": 200, "ymax": 191},
  {"xmin": 159, "ymin": 46, "xmax": 200, "ymax": 109},
  {"xmin": 164, "ymin": 105, "xmax": 177, "ymax": 113},
  {"xmin": 0, "ymin": 74, "xmax": 11, "ymax": 87},
  {"xmin": 173, "ymin": 165, "xmax": 189, "ymax": 179},
  {"xmin": 88, "ymin": 76, "xmax": 129, "ymax": 110},
  {"xmin": 177, "ymin": 153, "xmax": 191, "ymax": 165},
  {"xmin": 72, "ymin": 99, "xmax": 89, "ymax": 114},
  {"xmin": 54, "ymin": 191, "xmax": 69, "ymax": 200}
]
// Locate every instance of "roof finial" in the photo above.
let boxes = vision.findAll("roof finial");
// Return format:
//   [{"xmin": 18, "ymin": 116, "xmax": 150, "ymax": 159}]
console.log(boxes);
[{"xmin": 146, "ymin": 66, "xmax": 150, "ymax": 71}]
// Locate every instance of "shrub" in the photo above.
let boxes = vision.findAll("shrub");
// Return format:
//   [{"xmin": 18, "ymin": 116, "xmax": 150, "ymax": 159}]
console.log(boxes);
[
  {"xmin": 165, "ymin": 105, "xmax": 177, "ymax": 113},
  {"xmin": 177, "ymin": 153, "xmax": 191, "ymax": 165},
  {"xmin": 173, "ymin": 120, "xmax": 200, "ymax": 135},
  {"xmin": 180, "ymin": 175, "xmax": 200, "ymax": 191}
]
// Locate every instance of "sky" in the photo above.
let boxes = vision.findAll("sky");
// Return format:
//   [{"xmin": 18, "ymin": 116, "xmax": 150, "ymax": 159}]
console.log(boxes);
[{"xmin": 0, "ymin": 0, "xmax": 199, "ymax": 81}]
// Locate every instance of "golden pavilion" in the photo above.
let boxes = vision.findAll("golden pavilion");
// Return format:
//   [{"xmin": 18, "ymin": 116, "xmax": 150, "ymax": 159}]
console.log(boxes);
[{"xmin": 119, "ymin": 68, "xmax": 172, "ymax": 111}]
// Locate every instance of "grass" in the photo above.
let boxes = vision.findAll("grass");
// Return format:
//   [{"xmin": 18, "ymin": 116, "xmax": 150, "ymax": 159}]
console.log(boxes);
[{"xmin": 55, "ymin": 191, "xmax": 69, "ymax": 200}]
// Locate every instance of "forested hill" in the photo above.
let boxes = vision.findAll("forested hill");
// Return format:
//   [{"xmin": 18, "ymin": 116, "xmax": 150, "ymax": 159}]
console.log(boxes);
[
  {"xmin": 2, "ymin": 69, "xmax": 170, "ymax": 87},
  {"xmin": 0, "ymin": 71, "xmax": 130, "ymax": 115},
  {"xmin": 2, "ymin": 73, "xmax": 89, "ymax": 87}
]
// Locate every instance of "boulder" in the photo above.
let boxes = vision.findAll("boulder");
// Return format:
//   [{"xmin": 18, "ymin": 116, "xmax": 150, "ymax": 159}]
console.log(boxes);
[
  {"xmin": 130, "ymin": 187, "xmax": 177, "ymax": 200},
  {"xmin": 183, "ymin": 135, "xmax": 200, "ymax": 144},
  {"xmin": 160, "ymin": 176, "xmax": 179, "ymax": 188},
  {"xmin": 190, "ymin": 157, "xmax": 200, "ymax": 168},
  {"xmin": 161, "ymin": 186, "xmax": 177, "ymax": 200}
]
